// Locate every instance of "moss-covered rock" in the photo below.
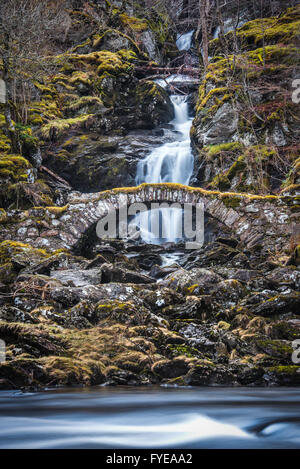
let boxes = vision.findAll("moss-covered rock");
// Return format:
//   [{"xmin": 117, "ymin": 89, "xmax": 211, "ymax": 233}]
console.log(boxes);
[{"xmin": 192, "ymin": 8, "xmax": 300, "ymax": 195}]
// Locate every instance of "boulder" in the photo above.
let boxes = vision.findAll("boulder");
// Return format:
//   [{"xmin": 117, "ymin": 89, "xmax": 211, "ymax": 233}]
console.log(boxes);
[
  {"xmin": 162, "ymin": 267, "xmax": 223, "ymax": 293},
  {"xmin": 50, "ymin": 269, "xmax": 102, "ymax": 287},
  {"xmin": 151, "ymin": 357, "xmax": 191, "ymax": 379},
  {"xmin": 100, "ymin": 263, "xmax": 155, "ymax": 284},
  {"xmin": 250, "ymin": 293, "xmax": 300, "ymax": 317},
  {"xmin": 50, "ymin": 283, "xmax": 145, "ymax": 307}
]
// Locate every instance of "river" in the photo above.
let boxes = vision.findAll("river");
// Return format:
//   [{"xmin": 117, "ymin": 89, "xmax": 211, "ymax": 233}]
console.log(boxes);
[{"xmin": 1, "ymin": 387, "xmax": 300, "ymax": 448}]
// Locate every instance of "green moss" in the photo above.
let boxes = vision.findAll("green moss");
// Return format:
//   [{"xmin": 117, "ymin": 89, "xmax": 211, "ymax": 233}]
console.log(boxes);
[
  {"xmin": 46, "ymin": 204, "xmax": 69, "ymax": 216},
  {"xmin": 205, "ymin": 142, "xmax": 243, "ymax": 159},
  {"xmin": 40, "ymin": 114, "xmax": 94, "ymax": 140},
  {"xmin": 58, "ymin": 50, "xmax": 135, "ymax": 77},
  {"xmin": 118, "ymin": 49, "xmax": 138, "ymax": 62},
  {"xmin": 196, "ymin": 87, "xmax": 232, "ymax": 112},
  {"xmin": 169, "ymin": 345, "xmax": 199, "ymax": 358},
  {"xmin": 64, "ymin": 96, "xmax": 103, "ymax": 112},
  {"xmin": 256, "ymin": 338, "xmax": 293, "ymax": 357},
  {"xmin": 119, "ymin": 13, "xmax": 148, "ymax": 32},
  {"xmin": 221, "ymin": 195, "xmax": 242, "ymax": 209},
  {"xmin": 186, "ymin": 284, "xmax": 199, "ymax": 295},
  {"xmin": 0, "ymin": 240, "xmax": 48, "ymax": 264},
  {"xmin": 96, "ymin": 51, "xmax": 133, "ymax": 75},
  {"xmin": 99, "ymin": 182, "xmax": 289, "ymax": 204},
  {"xmin": 236, "ymin": 6, "xmax": 300, "ymax": 47},
  {"xmin": 0, "ymin": 154, "xmax": 32, "ymax": 182},
  {"xmin": 28, "ymin": 100, "xmax": 61, "ymax": 124},
  {"xmin": 33, "ymin": 81, "xmax": 57, "ymax": 96},
  {"xmin": 269, "ymin": 365, "xmax": 300, "ymax": 375},
  {"xmin": 93, "ymin": 29, "xmax": 141, "ymax": 54},
  {"xmin": 71, "ymin": 38, "xmax": 92, "ymax": 53},
  {"xmin": 226, "ymin": 155, "xmax": 246, "ymax": 180},
  {"xmin": 0, "ymin": 133, "xmax": 11, "ymax": 153},
  {"xmin": 209, "ymin": 6, "xmax": 300, "ymax": 55}
]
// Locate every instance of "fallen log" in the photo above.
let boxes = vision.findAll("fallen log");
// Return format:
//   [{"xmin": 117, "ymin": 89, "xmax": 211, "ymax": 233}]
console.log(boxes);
[
  {"xmin": 135, "ymin": 66, "xmax": 200, "ymax": 76},
  {"xmin": 40, "ymin": 165, "xmax": 71, "ymax": 188}
]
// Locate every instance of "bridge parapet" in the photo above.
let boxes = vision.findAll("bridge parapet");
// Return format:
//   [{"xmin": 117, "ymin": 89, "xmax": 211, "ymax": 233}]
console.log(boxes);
[{"xmin": 1, "ymin": 183, "xmax": 296, "ymax": 253}]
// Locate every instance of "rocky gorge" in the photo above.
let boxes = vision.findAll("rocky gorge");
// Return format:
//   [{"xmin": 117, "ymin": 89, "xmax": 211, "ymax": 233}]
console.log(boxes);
[{"xmin": 0, "ymin": 0, "xmax": 299, "ymax": 390}]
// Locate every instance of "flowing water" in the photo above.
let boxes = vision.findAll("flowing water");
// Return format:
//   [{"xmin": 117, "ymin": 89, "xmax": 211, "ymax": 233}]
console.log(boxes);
[
  {"xmin": 1, "ymin": 387, "xmax": 300, "ymax": 449},
  {"xmin": 176, "ymin": 30, "xmax": 194, "ymax": 51},
  {"xmin": 134, "ymin": 95, "xmax": 194, "ymax": 244}
]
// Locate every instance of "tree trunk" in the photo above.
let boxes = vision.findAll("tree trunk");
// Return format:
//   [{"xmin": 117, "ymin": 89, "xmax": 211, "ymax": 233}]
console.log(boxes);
[
  {"xmin": 2, "ymin": 32, "xmax": 20, "ymax": 154},
  {"xmin": 200, "ymin": 0, "xmax": 209, "ymax": 70}
]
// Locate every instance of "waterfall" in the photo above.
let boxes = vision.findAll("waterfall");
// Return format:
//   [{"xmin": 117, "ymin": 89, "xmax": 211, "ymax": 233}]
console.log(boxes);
[
  {"xmin": 133, "ymin": 94, "xmax": 194, "ymax": 244},
  {"xmin": 176, "ymin": 30, "xmax": 194, "ymax": 51}
]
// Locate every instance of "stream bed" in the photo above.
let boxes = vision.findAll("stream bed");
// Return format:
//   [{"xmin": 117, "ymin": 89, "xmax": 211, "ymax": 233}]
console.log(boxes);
[{"xmin": 1, "ymin": 387, "xmax": 300, "ymax": 449}]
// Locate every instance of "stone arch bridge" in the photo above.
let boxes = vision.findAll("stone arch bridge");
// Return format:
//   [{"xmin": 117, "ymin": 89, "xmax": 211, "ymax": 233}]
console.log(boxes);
[{"xmin": 3, "ymin": 183, "xmax": 296, "ymax": 253}]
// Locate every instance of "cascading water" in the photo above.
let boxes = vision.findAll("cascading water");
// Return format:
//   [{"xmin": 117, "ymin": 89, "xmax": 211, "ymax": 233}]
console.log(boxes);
[
  {"xmin": 133, "ymin": 94, "xmax": 194, "ymax": 244},
  {"xmin": 176, "ymin": 30, "xmax": 194, "ymax": 51}
]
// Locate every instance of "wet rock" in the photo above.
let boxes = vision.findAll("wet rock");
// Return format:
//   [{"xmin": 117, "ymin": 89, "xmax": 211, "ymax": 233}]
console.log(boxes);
[
  {"xmin": 96, "ymin": 30, "xmax": 132, "ymax": 53},
  {"xmin": 151, "ymin": 357, "xmax": 191, "ymax": 379},
  {"xmin": 135, "ymin": 253, "xmax": 163, "ymax": 270},
  {"xmin": 263, "ymin": 366, "xmax": 300, "ymax": 386},
  {"xmin": 235, "ymin": 365, "xmax": 265, "ymax": 386},
  {"xmin": 265, "ymin": 267, "xmax": 300, "ymax": 290},
  {"xmin": 23, "ymin": 252, "xmax": 71, "ymax": 276},
  {"xmin": 94, "ymin": 245, "xmax": 117, "ymax": 262},
  {"xmin": 141, "ymin": 287, "xmax": 184, "ymax": 311},
  {"xmin": 162, "ymin": 267, "xmax": 223, "ymax": 294},
  {"xmin": 105, "ymin": 367, "xmax": 142, "ymax": 386},
  {"xmin": 193, "ymin": 102, "xmax": 239, "ymax": 147},
  {"xmin": 50, "ymin": 283, "xmax": 145, "ymax": 307},
  {"xmin": 250, "ymin": 293, "xmax": 300, "ymax": 317},
  {"xmin": 0, "ymin": 359, "xmax": 49, "ymax": 388},
  {"xmin": 64, "ymin": 301, "xmax": 95, "ymax": 329},
  {"xmin": 0, "ymin": 306, "xmax": 38, "ymax": 324},
  {"xmin": 0, "ymin": 262, "xmax": 17, "ymax": 285},
  {"xmin": 150, "ymin": 264, "xmax": 179, "ymax": 279},
  {"xmin": 51, "ymin": 269, "xmax": 102, "ymax": 287},
  {"xmin": 253, "ymin": 338, "xmax": 293, "ymax": 363},
  {"xmin": 178, "ymin": 323, "xmax": 218, "ymax": 354},
  {"xmin": 212, "ymin": 279, "xmax": 247, "ymax": 304},
  {"xmin": 162, "ymin": 295, "xmax": 215, "ymax": 320},
  {"xmin": 219, "ymin": 268, "xmax": 261, "ymax": 284},
  {"xmin": 184, "ymin": 363, "xmax": 234, "ymax": 386},
  {"xmin": 0, "ymin": 322, "xmax": 66, "ymax": 357},
  {"xmin": 46, "ymin": 132, "xmax": 165, "ymax": 192},
  {"xmin": 100, "ymin": 263, "xmax": 155, "ymax": 284},
  {"xmin": 84, "ymin": 254, "xmax": 109, "ymax": 269}
]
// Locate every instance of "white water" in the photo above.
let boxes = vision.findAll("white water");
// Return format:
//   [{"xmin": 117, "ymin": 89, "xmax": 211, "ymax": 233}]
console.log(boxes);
[
  {"xmin": 134, "ymin": 94, "xmax": 194, "ymax": 244},
  {"xmin": 154, "ymin": 74, "xmax": 196, "ymax": 89},
  {"xmin": 176, "ymin": 30, "xmax": 194, "ymax": 51}
]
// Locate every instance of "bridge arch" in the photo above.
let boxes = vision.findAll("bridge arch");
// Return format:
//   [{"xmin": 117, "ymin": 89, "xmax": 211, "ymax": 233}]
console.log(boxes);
[{"xmin": 6, "ymin": 183, "xmax": 294, "ymax": 253}]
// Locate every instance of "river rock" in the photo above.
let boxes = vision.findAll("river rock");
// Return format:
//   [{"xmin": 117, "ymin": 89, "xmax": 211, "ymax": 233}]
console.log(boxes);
[
  {"xmin": 100, "ymin": 263, "xmax": 155, "ymax": 284},
  {"xmin": 162, "ymin": 267, "xmax": 223, "ymax": 293},
  {"xmin": 50, "ymin": 269, "xmax": 102, "ymax": 287}
]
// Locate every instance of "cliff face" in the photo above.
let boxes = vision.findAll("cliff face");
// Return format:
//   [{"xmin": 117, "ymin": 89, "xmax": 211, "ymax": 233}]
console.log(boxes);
[
  {"xmin": 191, "ymin": 5, "xmax": 300, "ymax": 196},
  {"xmin": 0, "ymin": 1, "xmax": 299, "ymax": 390}
]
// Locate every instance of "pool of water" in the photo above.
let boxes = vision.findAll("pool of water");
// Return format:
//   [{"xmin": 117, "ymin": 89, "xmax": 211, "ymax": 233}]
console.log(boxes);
[{"xmin": 0, "ymin": 386, "xmax": 300, "ymax": 449}]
